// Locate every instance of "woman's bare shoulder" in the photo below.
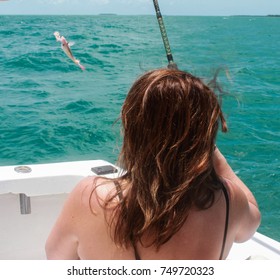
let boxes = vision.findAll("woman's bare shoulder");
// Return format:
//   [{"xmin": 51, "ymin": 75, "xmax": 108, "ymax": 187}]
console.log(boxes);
[
  {"xmin": 222, "ymin": 178, "xmax": 249, "ymax": 217},
  {"xmin": 222, "ymin": 178, "xmax": 261, "ymax": 242},
  {"xmin": 70, "ymin": 176, "xmax": 117, "ymax": 212},
  {"xmin": 45, "ymin": 176, "xmax": 116, "ymax": 259}
]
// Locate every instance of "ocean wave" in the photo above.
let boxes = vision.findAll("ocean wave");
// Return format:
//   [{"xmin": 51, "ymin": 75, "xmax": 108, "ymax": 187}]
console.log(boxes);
[
  {"xmin": 234, "ymin": 66, "xmax": 255, "ymax": 76},
  {"xmin": 5, "ymin": 53, "xmax": 53, "ymax": 71},
  {"xmin": 62, "ymin": 99, "xmax": 94, "ymax": 111},
  {"xmin": 0, "ymin": 30, "xmax": 16, "ymax": 36},
  {"xmin": 59, "ymin": 99, "xmax": 106, "ymax": 114},
  {"xmin": 98, "ymin": 43, "xmax": 124, "ymax": 55}
]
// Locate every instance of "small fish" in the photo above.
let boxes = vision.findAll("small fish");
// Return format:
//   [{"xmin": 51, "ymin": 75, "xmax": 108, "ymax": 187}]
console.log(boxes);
[{"xmin": 54, "ymin": 31, "xmax": 85, "ymax": 71}]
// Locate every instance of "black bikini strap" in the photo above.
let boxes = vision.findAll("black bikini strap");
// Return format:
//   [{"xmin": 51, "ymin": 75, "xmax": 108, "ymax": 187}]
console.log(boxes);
[
  {"xmin": 219, "ymin": 184, "xmax": 230, "ymax": 260},
  {"xmin": 133, "ymin": 243, "xmax": 141, "ymax": 260}
]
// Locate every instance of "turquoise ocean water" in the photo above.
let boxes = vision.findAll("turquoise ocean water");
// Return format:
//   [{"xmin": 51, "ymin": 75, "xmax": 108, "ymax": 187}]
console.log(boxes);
[{"xmin": 0, "ymin": 15, "xmax": 279, "ymax": 242}]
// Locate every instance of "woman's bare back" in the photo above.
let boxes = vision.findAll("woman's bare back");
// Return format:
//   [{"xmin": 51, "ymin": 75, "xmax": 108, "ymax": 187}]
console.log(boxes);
[{"xmin": 46, "ymin": 175, "xmax": 256, "ymax": 260}]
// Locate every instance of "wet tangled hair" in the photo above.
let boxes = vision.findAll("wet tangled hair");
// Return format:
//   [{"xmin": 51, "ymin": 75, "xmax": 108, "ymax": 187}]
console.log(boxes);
[{"xmin": 110, "ymin": 68, "xmax": 227, "ymax": 249}]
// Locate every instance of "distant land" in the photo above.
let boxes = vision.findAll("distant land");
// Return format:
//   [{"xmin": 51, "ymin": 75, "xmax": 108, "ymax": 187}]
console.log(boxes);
[
  {"xmin": 230, "ymin": 14, "xmax": 280, "ymax": 17},
  {"xmin": 96, "ymin": 14, "xmax": 279, "ymax": 17},
  {"xmin": 98, "ymin": 13, "xmax": 117, "ymax": 16}
]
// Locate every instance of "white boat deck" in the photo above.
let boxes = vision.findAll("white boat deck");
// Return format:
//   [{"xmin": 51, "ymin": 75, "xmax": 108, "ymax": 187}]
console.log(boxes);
[{"xmin": 0, "ymin": 160, "xmax": 279, "ymax": 260}]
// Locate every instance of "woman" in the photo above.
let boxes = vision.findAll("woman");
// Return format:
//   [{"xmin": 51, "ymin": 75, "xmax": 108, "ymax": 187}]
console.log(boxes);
[{"xmin": 45, "ymin": 68, "xmax": 261, "ymax": 260}]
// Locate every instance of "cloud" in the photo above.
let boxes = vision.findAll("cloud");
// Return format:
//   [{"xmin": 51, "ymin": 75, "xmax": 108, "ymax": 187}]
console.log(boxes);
[
  {"xmin": 39, "ymin": 0, "xmax": 110, "ymax": 4},
  {"xmin": 89, "ymin": 0, "xmax": 110, "ymax": 3},
  {"xmin": 38, "ymin": 0, "xmax": 66, "ymax": 4},
  {"xmin": 32, "ymin": 0, "xmax": 152, "ymax": 6}
]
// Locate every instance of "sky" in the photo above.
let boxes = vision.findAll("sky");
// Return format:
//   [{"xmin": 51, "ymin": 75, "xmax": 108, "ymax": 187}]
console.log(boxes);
[{"xmin": 0, "ymin": 0, "xmax": 280, "ymax": 16}]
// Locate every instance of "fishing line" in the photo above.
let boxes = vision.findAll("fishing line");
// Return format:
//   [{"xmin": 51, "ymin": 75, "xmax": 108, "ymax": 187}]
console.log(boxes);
[
  {"xmin": 136, "ymin": 14, "xmax": 146, "ymax": 71},
  {"xmin": 152, "ymin": 0, "xmax": 178, "ymax": 69}
]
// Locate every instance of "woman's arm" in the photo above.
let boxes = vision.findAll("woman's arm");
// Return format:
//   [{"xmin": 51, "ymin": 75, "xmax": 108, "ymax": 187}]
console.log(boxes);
[
  {"xmin": 213, "ymin": 147, "xmax": 261, "ymax": 242},
  {"xmin": 45, "ymin": 180, "xmax": 87, "ymax": 260}
]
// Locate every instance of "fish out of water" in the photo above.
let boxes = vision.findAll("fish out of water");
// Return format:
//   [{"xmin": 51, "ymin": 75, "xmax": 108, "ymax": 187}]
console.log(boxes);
[{"xmin": 54, "ymin": 31, "xmax": 85, "ymax": 71}]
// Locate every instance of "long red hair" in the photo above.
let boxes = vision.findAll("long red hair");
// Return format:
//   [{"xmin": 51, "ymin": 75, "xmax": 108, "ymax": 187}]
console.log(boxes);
[{"xmin": 107, "ymin": 69, "xmax": 227, "ymax": 249}]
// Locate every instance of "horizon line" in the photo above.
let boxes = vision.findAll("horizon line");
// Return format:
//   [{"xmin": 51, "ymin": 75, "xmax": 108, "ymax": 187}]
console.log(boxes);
[{"xmin": 0, "ymin": 13, "xmax": 279, "ymax": 17}]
